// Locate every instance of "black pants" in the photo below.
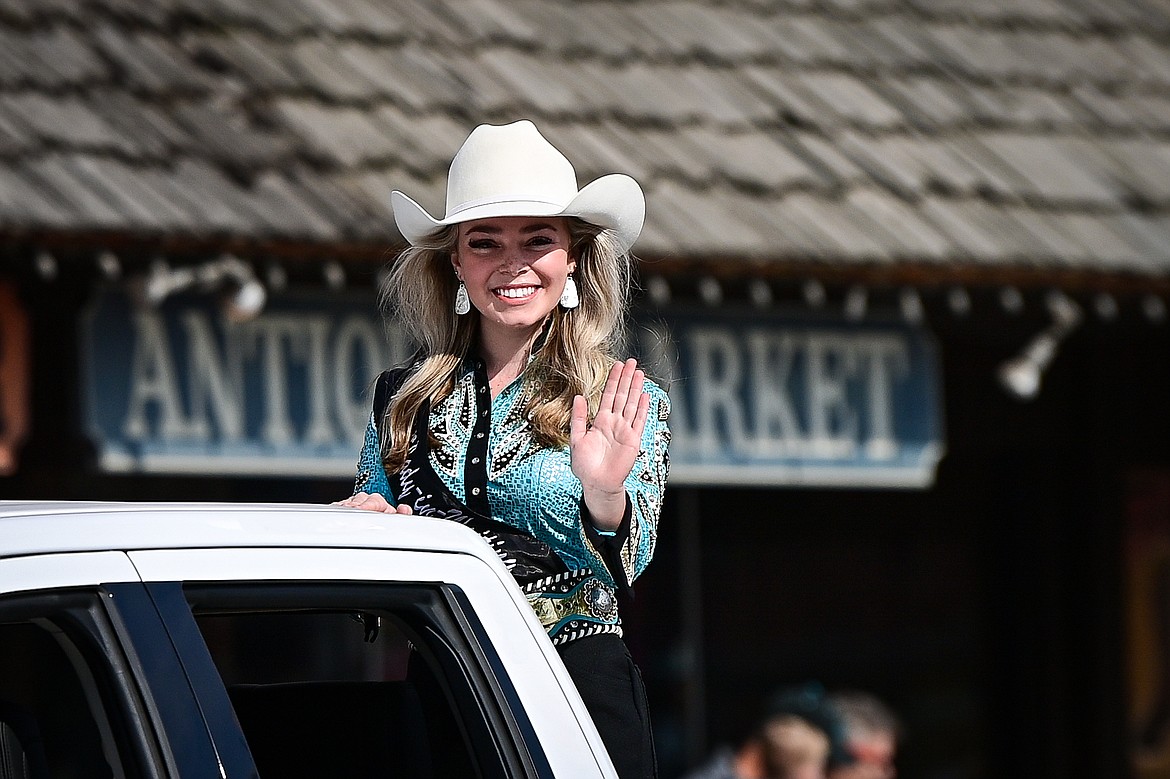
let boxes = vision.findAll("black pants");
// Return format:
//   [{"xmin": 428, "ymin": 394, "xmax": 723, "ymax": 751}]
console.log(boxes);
[{"xmin": 557, "ymin": 633, "xmax": 657, "ymax": 779}]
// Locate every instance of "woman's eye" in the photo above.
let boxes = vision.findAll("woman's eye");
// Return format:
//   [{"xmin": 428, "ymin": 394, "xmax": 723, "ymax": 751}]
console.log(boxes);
[
  {"xmin": 468, "ymin": 239, "xmax": 497, "ymax": 250},
  {"xmin": 528, "ymin": 235, "xmax": 554, "ymax": 247}
]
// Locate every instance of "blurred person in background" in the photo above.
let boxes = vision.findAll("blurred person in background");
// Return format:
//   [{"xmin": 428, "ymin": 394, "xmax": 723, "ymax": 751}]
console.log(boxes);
[
  {"xmin": 684, "ymin": 682, "xmax": 851, "ymax": 779},
  {"xmin": 825, "ymin": 691, "xmax": 902, "ymax": 779}
]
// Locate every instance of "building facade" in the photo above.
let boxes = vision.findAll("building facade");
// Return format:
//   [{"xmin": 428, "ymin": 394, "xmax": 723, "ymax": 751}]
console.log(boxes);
[{"xmin": 5, "ymin": 1, "xmax": 1170, "ymax": 777}]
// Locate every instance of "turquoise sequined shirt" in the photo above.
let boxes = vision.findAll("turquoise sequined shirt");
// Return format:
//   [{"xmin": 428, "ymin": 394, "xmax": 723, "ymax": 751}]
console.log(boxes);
[{"xmin": 355, "ymin": 359, "xmax": 671, "ymax": 643}]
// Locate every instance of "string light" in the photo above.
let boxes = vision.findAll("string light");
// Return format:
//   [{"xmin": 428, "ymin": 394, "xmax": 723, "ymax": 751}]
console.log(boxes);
[
  {"xmin": 947, "ymin": 287, "xmax": 971, "ymax": 316},
  {"xmin": 899, "ymin": 287, "xmax": 924, "ymax": 324},
  {"xmin": 698, "ymin": 277, "xmax": 722, "ymax": 307},
  {"xmin": 844, "ymin": 285, "xmax": 867, "ymax": 321},
  {"xmin": 749, "ymin": 278, "xmax": 772, "ymax": 308},
  {"xmin": 999, "ymin": 286, "xmax": 1023, "ymax": 315},
  {"xmin": 96, "ymin": 251, "xmax": 121, "ymax": 280},
  {"xmin": 802, "ymin": 279, "xmax": 826, "ymax": 309},
  {"xmin": 375, "ymin": 266, "xmax": 392, "ymax": 291},
  {"xmin": 1093, "ymin": 292, "xmax": 1117, "ymax": 321},
  {"xmin": 266, "ymin": 262, "xmax": 288, "ymax": 292},
  {"xmin": 1143, "ymin": 295, "xmax": 1166, "ymax": 323},
  {"xmin": 35, "ymin": 251, "xmax": 57, "ymax": 281},
  {"xmin": 647, "ymin": 275, "xmax": 671, "ymax": 305},
  {"xmin": 323, "ymin": 261, "xmax": 346, "ymax": 290}
]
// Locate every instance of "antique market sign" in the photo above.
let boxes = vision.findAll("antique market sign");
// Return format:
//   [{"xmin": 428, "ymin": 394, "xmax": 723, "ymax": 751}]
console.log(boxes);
[
  {"xmin": 634, "ymin": 308, "xmax": 943, "ymax": 487},
  {"xmin": 83, "ymin": 290, "xmax": 410, "ymax": 475},
  {"xmin": 83, "ymin": 291, "xmax": 943, "ymax": 487}
]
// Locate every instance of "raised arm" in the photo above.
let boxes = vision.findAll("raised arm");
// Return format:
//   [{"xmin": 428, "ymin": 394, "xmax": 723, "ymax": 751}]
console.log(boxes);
[{"xmin": 570, "ymin": 359, "xmax": 652, "ymax": 532}]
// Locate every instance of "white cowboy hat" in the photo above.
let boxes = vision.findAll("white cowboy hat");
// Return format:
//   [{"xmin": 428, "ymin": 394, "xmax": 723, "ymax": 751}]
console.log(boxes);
[{"xmin": 390, "ymin": 120, "xmax": 645, "ymax": 250}]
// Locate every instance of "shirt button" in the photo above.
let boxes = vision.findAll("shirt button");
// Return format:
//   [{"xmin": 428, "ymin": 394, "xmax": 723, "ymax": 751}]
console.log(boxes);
[
  {"xmin": 476, "ymin": 432, "xmax": 485, "ymax": 439},
  {"xmin": 471, "ymin": 457, "xmax": 480, "ymax": 464},
  {"xmin": 472, "ymin": 487, "xmax": 481, "ymax": 495}
]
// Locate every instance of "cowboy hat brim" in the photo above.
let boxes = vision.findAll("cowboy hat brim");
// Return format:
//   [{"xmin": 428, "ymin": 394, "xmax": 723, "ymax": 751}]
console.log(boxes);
[{"xmin": 391, "ymin": 173, "xmax": 645, "ymax": 250}]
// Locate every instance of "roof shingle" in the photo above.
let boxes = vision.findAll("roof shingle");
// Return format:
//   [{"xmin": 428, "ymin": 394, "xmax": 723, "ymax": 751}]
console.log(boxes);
[{"xmin": 0, "ymin": 0, "xmax": 1169, "ymax": 282}]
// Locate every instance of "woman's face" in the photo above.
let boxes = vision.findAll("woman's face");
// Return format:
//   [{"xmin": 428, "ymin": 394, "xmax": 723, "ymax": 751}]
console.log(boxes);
[{"xmin": 451, "ymin": 216, "xmax": 575, "ymax": 336}]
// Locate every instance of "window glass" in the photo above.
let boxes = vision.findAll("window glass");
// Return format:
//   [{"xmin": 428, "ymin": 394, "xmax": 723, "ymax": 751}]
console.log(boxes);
[
  {"xmin": 188, "ymin": 588, "xmax": 500, "ymax": 779},
  {"xmin": 0, "ymin": 600, "xmax": 143, "ymax": 779},
  {"xmin": 195, "ymin": 610, "xmax": 414, "ymax": 685}
]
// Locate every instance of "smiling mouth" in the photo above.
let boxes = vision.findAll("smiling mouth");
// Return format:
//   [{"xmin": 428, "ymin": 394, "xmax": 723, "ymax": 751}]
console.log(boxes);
[{"xmin": 493, "ymin": 285, "xmax": 540, "ymax": 300}]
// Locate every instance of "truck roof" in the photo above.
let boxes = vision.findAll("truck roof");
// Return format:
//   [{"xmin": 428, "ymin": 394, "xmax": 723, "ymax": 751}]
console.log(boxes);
[{"xmin": 0, "ymin": 500, "xmax": 499, "ymax": 562}]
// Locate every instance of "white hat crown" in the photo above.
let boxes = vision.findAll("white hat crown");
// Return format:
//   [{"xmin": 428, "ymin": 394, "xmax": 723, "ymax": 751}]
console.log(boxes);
[
  {"xmin": 391, "ymin": 120, "xmax": 645, "ymax": 249},
  {"xmin": 445, "ymin": 122, "xmax": 577, "ymax": 218}
]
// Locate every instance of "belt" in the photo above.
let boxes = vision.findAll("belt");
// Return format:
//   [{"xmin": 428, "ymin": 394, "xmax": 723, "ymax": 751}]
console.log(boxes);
[{"xmin": 523, "ymin": 570, "xmax": 619, "ymax": 633}]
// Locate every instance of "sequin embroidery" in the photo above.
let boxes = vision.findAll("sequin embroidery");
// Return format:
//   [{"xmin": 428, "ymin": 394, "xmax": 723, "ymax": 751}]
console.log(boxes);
[{"xmin": 355, "ymin": 361, "xmax": 672, "ymax": 644}]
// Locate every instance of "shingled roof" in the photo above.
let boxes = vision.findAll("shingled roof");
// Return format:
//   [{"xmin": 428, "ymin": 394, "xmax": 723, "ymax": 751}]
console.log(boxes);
[{"xmin": 4, "ymin": 0, "xmax": 1170, "ymax": 289}]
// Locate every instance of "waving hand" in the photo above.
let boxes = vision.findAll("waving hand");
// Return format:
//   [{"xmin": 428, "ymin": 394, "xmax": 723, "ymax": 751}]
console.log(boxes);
[{"xmin": 570, "ymin": 359, "xmax": 651, "ymax": 532}]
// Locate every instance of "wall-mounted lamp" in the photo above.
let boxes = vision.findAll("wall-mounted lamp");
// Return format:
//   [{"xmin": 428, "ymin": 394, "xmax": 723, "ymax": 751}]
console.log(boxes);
[
  {"xmin": 998, "ymin": 292, "xmax": 1082, "ymax": 401},
  {"xmin": 140, "ymin": 254, "xmax": 267, "ymax": 322}
]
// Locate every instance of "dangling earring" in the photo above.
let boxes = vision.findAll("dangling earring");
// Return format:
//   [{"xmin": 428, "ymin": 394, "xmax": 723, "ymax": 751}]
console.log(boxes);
[
  {"xmin": 559, "ymin": 274, "xmax": 579, "ymax": 309},
  {"xmin": 454, "ymin": 280, "xmax": 470, "ymax": 315}
]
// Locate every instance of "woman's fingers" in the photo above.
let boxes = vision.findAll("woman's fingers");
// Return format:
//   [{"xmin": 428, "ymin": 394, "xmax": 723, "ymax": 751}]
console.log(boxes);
[
  {"xmin": 599, "ymin": 359, "xmax": 642, "ymax": 416},
  {"xmin": 353, "ymin": 493, "xmax": 390, "ymax": 512},
  {"xmin": 574, "ymin": 358, "xmax": 649, "ymax": 450},
  {"xmin": 612, "ymin": 359, "xmax": 636, "ymax": 414},
  {"xmin": 333, "ymin": 492, "xmax": 411, "ymax": 514},
  {"xmin": 570, "ymin": 394, "xmax": 588, "ymax": 446},
  {"xmin": 632, "ymin": 388, "xmax": 651, "ymax": 436},
  {"xmin": 622, "ymin": 368, "xmax": 645, "ymax": 420},
  {"xmin": 584, "ymin": 360, "xmax": 649, "ymax": 443},
  {"xmin": 598, "ymin": 360, "xmax": 622, "ymax": 414},
  {"xmin": 332, "ymin": 492, "xmax": 371, "ymax": 507}
]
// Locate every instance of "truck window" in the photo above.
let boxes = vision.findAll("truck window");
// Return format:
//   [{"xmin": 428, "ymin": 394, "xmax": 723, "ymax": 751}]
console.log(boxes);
[
  {"xmin": 180, "ymin": 583, "xmax": 547, "ymax": 779},
  {"xmin": 0, "ymin": 592, "xmax": 154, "ymax": 779},
  {"xmin": 196, "ymin": 609, "xmax": 474, "ymax": 778}
]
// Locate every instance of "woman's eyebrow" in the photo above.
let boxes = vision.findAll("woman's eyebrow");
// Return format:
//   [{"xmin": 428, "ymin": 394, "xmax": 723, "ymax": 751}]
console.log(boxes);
[
  {"xmin": 520, "ymin": 222, "xmax": 558, "ymax": 233},
  {"xmin": 465, "ymin": 222, "xmax": 559, "ymax": 235}
]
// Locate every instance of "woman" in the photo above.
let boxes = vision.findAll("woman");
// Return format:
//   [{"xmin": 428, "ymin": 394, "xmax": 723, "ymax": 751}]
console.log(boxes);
[{"xmin": 339, "ymin": 120, "xmax": 671, "ymax": 778}]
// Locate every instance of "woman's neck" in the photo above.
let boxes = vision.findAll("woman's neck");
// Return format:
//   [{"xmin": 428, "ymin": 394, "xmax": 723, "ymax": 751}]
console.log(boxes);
[{"xmin": 478, "ymin": 322, "xmax": 543, "ymax": 396}]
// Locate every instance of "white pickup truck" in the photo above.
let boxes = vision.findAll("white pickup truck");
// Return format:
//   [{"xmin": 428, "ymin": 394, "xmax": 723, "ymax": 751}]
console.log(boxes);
[{"xmin": 0, "ymin": 501, "xmax": 619, "ymax": 778}]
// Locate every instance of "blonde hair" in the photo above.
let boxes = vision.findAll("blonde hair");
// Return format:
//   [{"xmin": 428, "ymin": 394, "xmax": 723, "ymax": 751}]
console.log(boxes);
[
  {"xmin": 378, "ymin": 218, "xmax": 633, "ymax": 473},
  {"xmin": 762, "ymin": 717, "xmax": 831, "ymax": 778}
]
